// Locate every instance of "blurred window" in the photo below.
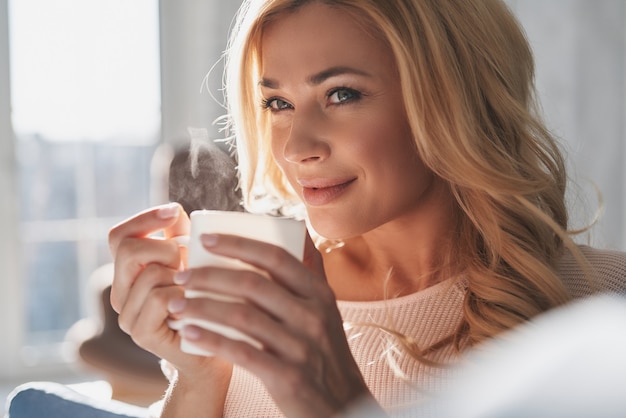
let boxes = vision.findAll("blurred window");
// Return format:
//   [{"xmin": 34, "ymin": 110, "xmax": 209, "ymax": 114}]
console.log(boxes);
[{"xmin": 8, "ymin": 0, "xmax": 160, "ymax": 364}]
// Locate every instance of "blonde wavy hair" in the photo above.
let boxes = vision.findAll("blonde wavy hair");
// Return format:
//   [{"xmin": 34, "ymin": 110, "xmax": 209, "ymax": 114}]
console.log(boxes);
[{"xmin": 224, "ymin": 0, "xmax": 585, "ymax": 353}]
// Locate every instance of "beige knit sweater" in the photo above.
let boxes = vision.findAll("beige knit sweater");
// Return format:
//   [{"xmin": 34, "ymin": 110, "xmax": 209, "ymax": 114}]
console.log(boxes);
[{"xmin": 219, "ymin": 245, "xmax": 626, "ymax": 417}]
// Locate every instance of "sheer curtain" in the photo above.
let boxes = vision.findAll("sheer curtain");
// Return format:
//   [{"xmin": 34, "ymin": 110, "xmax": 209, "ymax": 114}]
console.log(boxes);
[{"xmin": 507, "ymin": 0, "xmax": 626, "ymax": 251}]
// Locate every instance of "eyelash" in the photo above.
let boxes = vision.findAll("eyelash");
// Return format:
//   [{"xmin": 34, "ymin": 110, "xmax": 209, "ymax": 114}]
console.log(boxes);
[
  {"xmin": 261, "ymin": 97, "xmax": 292, "ymax": 112},
  {"xmin": 261, "ymin": 87, "xmax": 363, "ymax": 112},
  {"xmin": 327, "ymin": 87, "xmax": 362, "ymax": 104}
]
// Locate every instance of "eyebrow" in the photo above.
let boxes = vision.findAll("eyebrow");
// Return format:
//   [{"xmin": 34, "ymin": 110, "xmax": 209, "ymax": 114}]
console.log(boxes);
[{"xmin": 259, "ymin": 66, "xmax": 372, "ymax": 89}]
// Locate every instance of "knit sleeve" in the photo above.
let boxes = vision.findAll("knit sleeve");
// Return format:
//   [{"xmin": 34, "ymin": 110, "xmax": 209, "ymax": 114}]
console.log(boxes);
[{"xmin": 557, "ymin": 245, "xmax": 626, "ymax": 298}]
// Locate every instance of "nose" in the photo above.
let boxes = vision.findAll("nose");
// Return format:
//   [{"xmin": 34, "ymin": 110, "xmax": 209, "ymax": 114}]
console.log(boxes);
[{"xmin": 282, "ymin": 105, "xmax": 331, "ymax": 164}]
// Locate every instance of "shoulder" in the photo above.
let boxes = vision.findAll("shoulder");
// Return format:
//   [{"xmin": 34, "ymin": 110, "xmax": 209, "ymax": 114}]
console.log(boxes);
[{"xmin": 556, "ymin": 245, "xmax": 626, "ymax": 298}]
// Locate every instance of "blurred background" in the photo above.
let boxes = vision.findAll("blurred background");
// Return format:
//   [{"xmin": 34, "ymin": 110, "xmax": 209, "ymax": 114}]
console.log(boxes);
[{"xmin": 0, "ymin": 0, "xmax": 624, "ymax": 401}]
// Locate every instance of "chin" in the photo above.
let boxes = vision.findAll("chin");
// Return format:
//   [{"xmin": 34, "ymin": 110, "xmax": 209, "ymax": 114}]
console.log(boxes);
[
  {"xmin": 307, "ymin": 216, "xmax": 342, "ymax": 240},
  {"xmin": 306, "ymin": 215, "xmax": 363, "ymax": 242}
]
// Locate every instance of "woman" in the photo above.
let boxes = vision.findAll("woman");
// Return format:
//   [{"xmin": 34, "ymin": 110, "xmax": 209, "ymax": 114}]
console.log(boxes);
[{"xmin": 107, "ymin": 0, "xmax": 626, "ymax": 417}]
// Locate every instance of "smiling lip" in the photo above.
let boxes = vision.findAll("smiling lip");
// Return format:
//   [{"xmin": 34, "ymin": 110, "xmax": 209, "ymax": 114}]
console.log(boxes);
[{"xmin": 299, "ymin": 178, "xmax": 356, "ymax": 206}]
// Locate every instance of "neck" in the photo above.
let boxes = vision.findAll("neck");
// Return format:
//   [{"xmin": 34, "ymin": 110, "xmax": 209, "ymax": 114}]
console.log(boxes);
[{"xmin": 323, "ymin": 186, "xmax": 459, "ymax": 301}]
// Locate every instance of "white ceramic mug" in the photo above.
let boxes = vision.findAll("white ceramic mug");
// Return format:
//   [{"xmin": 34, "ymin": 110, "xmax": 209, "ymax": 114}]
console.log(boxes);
[{"xmin": 168, "ymin": 210, "xmax": 306, "ymax": 356}]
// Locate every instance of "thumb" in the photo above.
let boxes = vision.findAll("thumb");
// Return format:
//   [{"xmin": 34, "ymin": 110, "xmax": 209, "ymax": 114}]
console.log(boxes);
[{"xmin": 163, "ymin": 204, "xmax": 191, "ymax": 239}]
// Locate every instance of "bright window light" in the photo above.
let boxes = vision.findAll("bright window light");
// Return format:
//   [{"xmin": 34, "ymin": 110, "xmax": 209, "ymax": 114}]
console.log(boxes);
[{"xmin": 9, "ymin": 0, "xmax": 160, "ymax": 143}]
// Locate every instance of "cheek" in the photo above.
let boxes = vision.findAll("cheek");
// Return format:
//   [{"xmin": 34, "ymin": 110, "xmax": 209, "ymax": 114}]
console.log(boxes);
[
  {"xmin": 361, "ymin": 119, "xmax": 430, "ymax": 197},
  {"xmin": 270, "ymin": 125, "xmax": 288, "ymax": 166},
  {"xmin": 269, "ymin": 126, "xmax": 300, "ymax": 189},
  {"xmin": 341, "ymin": 118, "xmax": 386, "ymax": 155},
  {"xmin": 349, "ymin": 117, "xmax": 416, "ymax": 166}
]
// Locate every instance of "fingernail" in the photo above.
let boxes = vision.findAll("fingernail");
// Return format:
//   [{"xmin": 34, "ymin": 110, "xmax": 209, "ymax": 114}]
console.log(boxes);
[
  {"xmin": 156, "ymin": 203, "xmax": 180, "ymax": 219},
  {"xmin": 201, "ymin": 234, "xmax": 218, "ymax": 247},
  {"xmin": 181, "ymin": 325, "xmax": 201, "ymax": 340},
  {"xmin": 174, "ymin": 270, "xmax": 191, "ymax": 285},
  {"xmin": 167, "ymin": 298, "xmax": 186, "ymax": 314}
]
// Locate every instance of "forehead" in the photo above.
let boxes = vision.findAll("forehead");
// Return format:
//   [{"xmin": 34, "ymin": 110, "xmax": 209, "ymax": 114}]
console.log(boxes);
[{"xmin": 259, "ymin": 2, "xmax": 392, "ymax": 77}]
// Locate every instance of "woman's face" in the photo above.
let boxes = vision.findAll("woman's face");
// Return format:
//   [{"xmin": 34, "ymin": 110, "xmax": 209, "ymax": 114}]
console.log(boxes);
[{"xmin": 260, "ymin": 2, "xmax": 437, "ymax": 239}]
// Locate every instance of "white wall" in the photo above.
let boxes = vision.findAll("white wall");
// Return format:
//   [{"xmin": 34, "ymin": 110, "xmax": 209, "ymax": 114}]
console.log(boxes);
[
  {"xmin": 159, "ymin": 0, "xmax": 242, "ymax": 149},
  {"xmin": 507, "ymin": 0, "xmax": 626, "ymax": 250}
]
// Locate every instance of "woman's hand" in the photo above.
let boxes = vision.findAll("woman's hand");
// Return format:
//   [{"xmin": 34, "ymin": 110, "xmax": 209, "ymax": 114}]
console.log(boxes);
[
  {"xmin": 169, "ymin": 232, "xmax": 379, "ymax": 417},
  {"xmin": 107, "ymin": 203, "xmax": 232, "ymax": 382}
]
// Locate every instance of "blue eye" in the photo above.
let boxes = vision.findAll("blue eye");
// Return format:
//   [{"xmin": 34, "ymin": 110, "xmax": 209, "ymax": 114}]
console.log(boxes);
[
  {"xmin": 262, "ymin": 97, "xmax": 293, "ymax": 111},
  {"xmin": 328, "ymin": 87, "xmax": 361, "ymax": 104}
]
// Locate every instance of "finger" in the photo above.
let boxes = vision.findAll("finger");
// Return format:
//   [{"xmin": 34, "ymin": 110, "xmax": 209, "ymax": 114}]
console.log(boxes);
[
  {"xmin": 179, "ymin": 266, "xmax": 300, "ymax": 315},
  {"xmin": 179, "ymin": 266, "xmax": 339, "ymax": 352},
  {"xmin": 199, "ymin": 234, "xmax": 329, "ymax": 298},
  {"xmin": 123, "ymin": 282, "xmax": 230, "ymax": 375},
  {"xmin": 117, "ymin": 263, "xmax": 181, "ymax": 335},
  {"xmin": 163, "ymin": 204, "xmax": 191, "ymax": 240},
  {"xmin": 126, "ymin": 286, "xmax": 215, "ymax": 371},
  {"xmin": 178, "ymin": 323, "xmax": 290, "ymax": 381},
  {"xmin": 109, "ymin": 202, "xmax": 189, "ymax": 256},
  {"xmin": 130, "ymin": 285, "xmax": 183, "ymax": 349},
  {"xmin": 178, "ymin": 324, "xmax": 334, "ymax": 416},
  {"xmin": 111, "ymin": 237, "xmax": 181, "ymax": 312},
  {"xmin": 178, "ymin": 268, "xmax": 339, "ymax": 357},
  {"xmin": 302, "ymin": 232, "xmax": 325, "ymax": 277},
  {"xmin": 177, "ymin": 294, "xmax": 309, "ymax": 357}
]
